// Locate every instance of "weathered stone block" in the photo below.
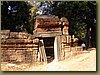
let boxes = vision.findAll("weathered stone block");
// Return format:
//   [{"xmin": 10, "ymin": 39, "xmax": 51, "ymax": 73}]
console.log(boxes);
[
  {"xmin": 65, "ymin": 52, "xmax": 71, "ymax": 59},
  {"xmin": 1, "ymin": 30, "xmax": 10, "ymax": 39},
  {"xmin": 10, "ymin": 32, "xmax": 19, "ymax": 38}
]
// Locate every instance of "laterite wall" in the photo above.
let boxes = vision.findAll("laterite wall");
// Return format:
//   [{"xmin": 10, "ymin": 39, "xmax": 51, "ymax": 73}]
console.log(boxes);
[
  {"xmin": 1, "ymin": 30, "xmax": 84, "ymax": 63},
  {"xmin": 60, "ymin": 35, "xmax": 83, "ymax": 60},
  {"xmin": 1, "ymin": 30, "xmax": 39, "ymax": 63}
]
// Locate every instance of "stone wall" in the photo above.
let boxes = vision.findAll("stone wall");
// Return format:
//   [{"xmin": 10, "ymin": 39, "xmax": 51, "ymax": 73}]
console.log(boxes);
[
  {"xmin": 1, "ymin": 30, "xmax": 39, "ymax": 63},
  {"xmin": 60, "ymin": 35, "xmax": 83, "ymax": 60},
  {"xmin": 1, "ymin": 30, "xmax": 84, "ymax": 63}
]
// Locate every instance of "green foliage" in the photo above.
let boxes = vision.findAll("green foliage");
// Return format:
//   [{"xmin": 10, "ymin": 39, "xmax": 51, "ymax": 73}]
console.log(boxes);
[
  {"xmin": 49, "ymin": 1, "xmax": 96, "ymax": 47},
  {"xmin": 29, "ymin": 6, "xmax": 38, "ymax": 32},
  {"xmin": 1, "ymin": 1, "xmax": 35, "ymax": 34}
]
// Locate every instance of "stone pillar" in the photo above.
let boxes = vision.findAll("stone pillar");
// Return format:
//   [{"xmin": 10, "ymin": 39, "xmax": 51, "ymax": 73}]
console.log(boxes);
[
  {"xmin": 54, "ymin": 36, "xmax": 61, "ymax": 61},
  {"xmin": 54, "ymin": 36, "xmax": 58, "ymax": 62},
  {"xmin": 60, "ymin": 17, "xmax": 69, "ymax": 35},
  {"xmin": 63, "ymin": 25, "xmax": 69, "ymax": 35}
]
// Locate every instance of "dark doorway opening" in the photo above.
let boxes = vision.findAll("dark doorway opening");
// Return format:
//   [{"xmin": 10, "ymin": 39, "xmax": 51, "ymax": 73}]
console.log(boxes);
[{"xmin": 43, "ymin": 37, "xmax": 54, "ymax": 63}]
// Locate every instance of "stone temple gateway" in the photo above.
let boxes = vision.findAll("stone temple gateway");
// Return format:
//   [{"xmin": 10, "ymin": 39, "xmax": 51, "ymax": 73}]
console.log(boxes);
[
  {"xmin": 34, "ymin": 15, "xmax": 71, "ymax": 63},
  {"xmin": 1, "ymin": 15, "xmax": 83, "ymax": 64}
]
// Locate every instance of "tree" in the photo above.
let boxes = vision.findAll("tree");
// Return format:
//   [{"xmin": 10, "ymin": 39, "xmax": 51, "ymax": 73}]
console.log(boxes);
[{"xmin": 1, "ymin": 1, "xmax": 34, "ymax": 34}]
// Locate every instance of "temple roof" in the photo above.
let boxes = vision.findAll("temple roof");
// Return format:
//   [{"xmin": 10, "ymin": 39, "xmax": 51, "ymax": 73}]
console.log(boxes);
[{"xmin": 34, "ymin": 15, "xmax": 69, "ymax": 28}]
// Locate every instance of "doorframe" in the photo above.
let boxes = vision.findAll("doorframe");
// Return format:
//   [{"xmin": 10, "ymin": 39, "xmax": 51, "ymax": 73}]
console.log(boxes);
[
  {"xmin": 54, "ymin": 36, "xmax": 61, "ymax": 62},
  {"xmin": 38, "ymin": 36, "xmax": 61, "ymax": 63}
]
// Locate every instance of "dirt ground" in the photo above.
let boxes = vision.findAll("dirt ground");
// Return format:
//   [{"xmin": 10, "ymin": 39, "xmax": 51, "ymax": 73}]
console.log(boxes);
[{"xmin": 1, "ymin": 48, "xmax": 96, "ymax": 71}]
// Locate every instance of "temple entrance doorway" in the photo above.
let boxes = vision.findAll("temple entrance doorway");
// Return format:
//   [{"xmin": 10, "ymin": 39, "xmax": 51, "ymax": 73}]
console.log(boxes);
[{"xmin": 43, "ymin": 37, "xmax": 54, "ymax": 63}]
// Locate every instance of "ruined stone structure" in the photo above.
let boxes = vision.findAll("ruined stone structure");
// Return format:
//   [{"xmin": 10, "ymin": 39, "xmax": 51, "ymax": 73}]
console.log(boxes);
[
  {"xmin": 33, "ymin": 15, "xmax": 72, "ymax": 62},
  {"xmin": 1, "ymin": 15, "xmax": 83, "ymax": 64},
  {"xmin": 1, "ymin": 30, "xmax": 39, "ymax": 63}
]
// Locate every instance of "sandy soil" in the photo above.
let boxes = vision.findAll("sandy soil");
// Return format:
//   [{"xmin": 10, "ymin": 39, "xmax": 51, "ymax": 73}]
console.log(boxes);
[{"xmin": 1, "ymin": 48, "xmax": 96, "ymax": 71}]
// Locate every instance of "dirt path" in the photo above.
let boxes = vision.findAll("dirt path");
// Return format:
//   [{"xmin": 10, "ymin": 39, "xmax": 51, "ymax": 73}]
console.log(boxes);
[{"xmin": 30, "ymin": 49, "xmax": 96, "ymax": 71}]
